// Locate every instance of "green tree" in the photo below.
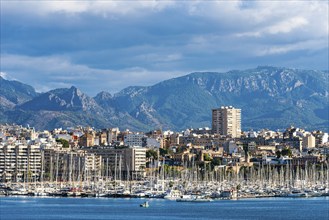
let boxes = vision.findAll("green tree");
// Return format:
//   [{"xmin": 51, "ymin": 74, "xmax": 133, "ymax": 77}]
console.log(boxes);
[
  {"xmin": 44, "ymin": 172, "xmax": 51, "ymax": 181},
  {"xmin": 163, "ymin": 164, "xmax": 170, "ymax": 173},
  {"xmin": 159, "ymin": 148, "xmax": 168, "ymax": 156},
  {"xmin": 211, "ymin": 157, "xmax": 222, "ymax": 169},
  {"xmin": 56, "ymin": 138, "xmax": 69, "ymax": 148},
  {"xmin": 146, "ymin": 149, "xmax": 158, "ymax": 160},
  {"xmin": 203, "ymin": 153, "xmax": 212, "ymax": 161},
  {"xmin": 281, "ymin": 148, "xmax": 292, "ymax": 157}
]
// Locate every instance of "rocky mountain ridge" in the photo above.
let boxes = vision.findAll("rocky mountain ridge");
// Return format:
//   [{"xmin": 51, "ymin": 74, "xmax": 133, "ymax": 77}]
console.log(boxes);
[{"xmin": 0, "ymin": 66, "xmax": 328, "ymax": 131}]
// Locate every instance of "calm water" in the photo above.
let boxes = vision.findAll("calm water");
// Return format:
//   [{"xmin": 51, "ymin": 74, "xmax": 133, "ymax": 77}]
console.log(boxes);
[{"xmin": 0, "ymin": 197, "xmax": 328, "ymax": 220}]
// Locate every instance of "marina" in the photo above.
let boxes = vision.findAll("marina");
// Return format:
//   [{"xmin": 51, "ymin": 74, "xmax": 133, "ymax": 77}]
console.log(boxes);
[
  {"xmin": 1, "ymin": 180, "xmax": 328, "ymax": 199},
  {"xmin": 1, "ymin": 1, "xmax": 328, "ymax": 220},
  {"xmin": 1, "ymin": 160, "xmax": 328, "ymax": 200}
]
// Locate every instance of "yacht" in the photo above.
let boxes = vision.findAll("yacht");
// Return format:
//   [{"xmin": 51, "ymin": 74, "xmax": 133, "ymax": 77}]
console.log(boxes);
[
  {"xmin": 286, "ymin": 189, "xmax": 308, "ymax": 197},
  {"xmin": 163, "ymin": 190, "xmax": 182, "ymax": 200},
  {"xmin": 176, "ymin": 195, "xmax": 213, "ymax": 202}
]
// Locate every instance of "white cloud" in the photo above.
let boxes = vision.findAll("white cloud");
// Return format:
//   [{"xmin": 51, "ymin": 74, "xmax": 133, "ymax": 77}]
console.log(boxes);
[
  {"xmin": 266, "ymin": 17, "xmax": 308, "ymax": 34},
  {"xmin": 256, "ymin": 39, "xmax": 328, "ymax": 56},
  {"xmin": 1, "ymin": 0, "xmax": 176, "ymax": 17},
  {"xmin": 237, "ymin": 16, "xmax": 309, "ymax": 37},
  {"xmin": 1, "ymin": 0, "xmax": 328, "ymax": 94},
  {"xmin": 1, "ymin": 54, "xmax": 184, "ymax": 95},
  {"xmin": 3, "ymin": 1, "xmax": 327, "ymax": 40}
]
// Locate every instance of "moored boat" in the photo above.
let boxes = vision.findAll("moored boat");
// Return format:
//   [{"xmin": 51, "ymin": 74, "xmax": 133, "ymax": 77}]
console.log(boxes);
[
  {"xmin": 163, "ymin": 190, "xmax": 182, "ymax": 200},
  {"xmin": 176, "ymin": 195, "xmax": 213, "ymax": 202},
  {"xmin": 286, "ymin": 190, "xmax": 308, "ymax": 197}
]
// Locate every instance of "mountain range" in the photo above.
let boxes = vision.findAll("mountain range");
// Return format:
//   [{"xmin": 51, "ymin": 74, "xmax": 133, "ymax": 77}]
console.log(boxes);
[{"xmin": 0, "ymin": 66, "xmax": 328, "ymax": 132}]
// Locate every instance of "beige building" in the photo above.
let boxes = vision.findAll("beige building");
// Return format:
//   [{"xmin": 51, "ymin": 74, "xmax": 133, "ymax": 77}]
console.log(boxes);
[
  {"xmin": 85, "ymin": 147, "xmax": 146, "ymax": 179},
  {"xmin": 98, "ymin": 132, "xmax": 107, "ymax": 146},
  {"xmin": 43, "ymin": 148, "xmax": 102, "ymax": 182},
  {"xmin": 212, "ymin": 106, "xmax": 241, "ymax": 138},
  {"xmin": 0, "ymin": 144, "xmax": 41, "ymax": 182},
  {"xmin": 79, "ymin": 132, "xmax": 95, "ymax": 147},
  {"xmin": 302, "ymin": 134, "xmax": 316, "ymax": 149}
]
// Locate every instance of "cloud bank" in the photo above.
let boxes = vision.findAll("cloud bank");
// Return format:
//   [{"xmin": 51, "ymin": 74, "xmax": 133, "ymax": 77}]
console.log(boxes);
[{"xmin": 1, "ymin": 0, "xmax": 328, "ymax": 95}]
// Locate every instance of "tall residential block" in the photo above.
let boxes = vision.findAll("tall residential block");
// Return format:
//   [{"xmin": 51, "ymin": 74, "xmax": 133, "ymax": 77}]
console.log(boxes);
[
  {"xmin": 302, "ymin": 134, "xmax": 316, "ymax": 149},
  {"xmin": 212, "ymin": 106, "xmax": 241, "ymax": 138},
  {"xmin": 0, "ymin": 144, "xmax": 41, "ymax": 182}
]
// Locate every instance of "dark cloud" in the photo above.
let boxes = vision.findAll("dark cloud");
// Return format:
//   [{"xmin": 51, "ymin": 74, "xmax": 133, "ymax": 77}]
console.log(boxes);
[{"xmin": 1, "ymin": 1, "xmax": 328, "ymax": 95}]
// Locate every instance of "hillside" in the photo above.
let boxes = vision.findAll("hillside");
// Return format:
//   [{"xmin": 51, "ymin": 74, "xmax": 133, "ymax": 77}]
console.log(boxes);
[{"xmin": 1, "ymin": 67, "xmax": 328, "ymax": 131}]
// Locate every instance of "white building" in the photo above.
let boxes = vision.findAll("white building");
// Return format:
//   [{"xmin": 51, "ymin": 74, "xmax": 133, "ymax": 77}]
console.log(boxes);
[
  {"xmin": 107, "ymin": 128, "xmax": 120, "ymax": 144},
  {"xmin": 124, "ymin": 133, "xmax": 147, "ymax": 147},
  {"xmin": 321, "ymin": 133, "xmax": 328, "ymax": 144},
  {"xmin": 0, "ymin": 144, "xmax": 41, "ymax": 182}
]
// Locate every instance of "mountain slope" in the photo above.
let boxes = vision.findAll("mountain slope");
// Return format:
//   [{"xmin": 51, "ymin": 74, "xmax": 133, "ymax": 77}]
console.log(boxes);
[
  {"xmin": 0, "ymin": 76, "xmax": 38, "ymax": 109},
  {"xmin": 19, "ymin": 86, "xmax": 101, "ymax": 112},
  {"xmin": 1, "ymin": 66, "xmax": 328, "ymax": 131},
  {"xmin": 0, "ymin": 76, "xmax": 39, "ymax": 123},
  {"xmin": 8, "ymin": 86, "xmax": 151, "ymax": 131},
  {"xmin": 108, "ymin": 66, "xmax": 328, "ymax": 131},
  {"xmin": 10, "ymin": 86, "xmax": 108, "ymax": 129}
]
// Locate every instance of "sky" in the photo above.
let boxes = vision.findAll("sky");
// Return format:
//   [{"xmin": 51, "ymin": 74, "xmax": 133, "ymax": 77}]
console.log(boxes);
[{"xmin": 1, "ymin": 0, "xmax": 328, "ymax": 96}]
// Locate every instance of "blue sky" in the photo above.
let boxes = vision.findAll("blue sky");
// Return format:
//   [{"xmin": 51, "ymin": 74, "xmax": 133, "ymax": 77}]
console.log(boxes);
[{"xmin": 1, "ymin": 0, "xmax": 328, "ymax": 96}]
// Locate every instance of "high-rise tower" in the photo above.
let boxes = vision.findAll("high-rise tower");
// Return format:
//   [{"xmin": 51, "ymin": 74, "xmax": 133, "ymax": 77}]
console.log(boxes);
[{"xmin": 212, "ymin": 106, "xmax": 241, "ymax": 138}]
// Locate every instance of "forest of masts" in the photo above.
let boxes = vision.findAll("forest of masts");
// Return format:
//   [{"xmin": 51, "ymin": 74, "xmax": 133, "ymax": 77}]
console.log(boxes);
[{"xmin": 16, "ymin": 153, "xmax": 329, "ymax": 192}]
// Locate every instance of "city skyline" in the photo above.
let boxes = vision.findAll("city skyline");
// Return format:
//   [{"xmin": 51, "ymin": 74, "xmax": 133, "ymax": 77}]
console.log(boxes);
[
  {"xmin": 1, "ymin": 1, "xmax": 329, "ymax": 218},
  {"xmin": 1, "ymin": 1, "xmax": 328, "ymax": 96}
]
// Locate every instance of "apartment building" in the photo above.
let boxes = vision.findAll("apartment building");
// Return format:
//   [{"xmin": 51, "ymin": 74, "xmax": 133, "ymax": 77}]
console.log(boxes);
[
  {"xmin": 124, "ymin": 133, "xmax": 147, "ymax": 147},
  {"xmin": 43, "ymin": 148, "xmax": 102, "ymax": 182},
  {"xmin": 78, "ymin": 132, "xmax": 95, "ymax": 147},
  {"xmin": 212, "ymin": 106, "xmax": 241, "ymax": 138},
  {"xmin": 85, "ymin": 146, "xmax": 146, "ymax": 179},
  {"xmin": 302, "ymin": 134, "xmax": 316, "ymax": 149},
  {"xmin": 0, "ymin": 144, "xmax": 41, "ymax": 182}
]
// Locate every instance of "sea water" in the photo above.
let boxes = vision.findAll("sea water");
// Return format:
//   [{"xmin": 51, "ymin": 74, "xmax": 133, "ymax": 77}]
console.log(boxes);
[{"xmin": 0, "ymin": 197, "xmax": 328, "ymax": 220}]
